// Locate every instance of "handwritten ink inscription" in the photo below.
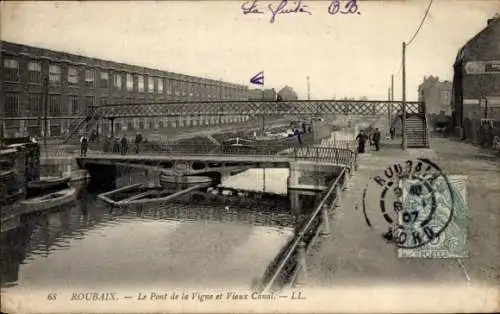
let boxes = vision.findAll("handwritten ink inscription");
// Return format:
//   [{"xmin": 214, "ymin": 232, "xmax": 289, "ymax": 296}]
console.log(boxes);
[
  {"xmin": 328, "ymin": 0, "xmax": 360, "ymax": 15},
  {"xmin": 241, "ymin": 0, "xmax": 360, "ymax": 23},
  {"xmin": 241, "ymin": 0, "xmax": 264, "ymax": 14},
  {"xmin": 268, "ymin": 0, "xmax": 312, "ymax": 24}
]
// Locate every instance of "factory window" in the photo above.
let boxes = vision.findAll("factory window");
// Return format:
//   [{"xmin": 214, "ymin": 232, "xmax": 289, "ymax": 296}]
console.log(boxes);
[
  {"xmin": 126, "ymin": 74, "xmax": 133, "ymax": 91},
  {"xmin": 68, "ymin": 67, "xmax": 78, "ymax": 86},
  {"xmin": 166, "ymin": 80, "xmax": 172, "ymax": 95},
  {"xmin": 4, "ymin": 94, "xmax": 19, "ymax": 117},
  {"xmin": 3, "ymin": 58, "xmax": 19, "ymax": 82},
  {"xmin": 441, "ymin": 91, "xmax": 451, "ymax": 105},
  {"xmin": 174, "ymin": 82, "xmax": 180, "ymax": 96},
  {"xmin": 28, "ymin": 61, "xmax": 41, "ymax": 83},
  {"xmin": 49, "ymin": 94, "xmax": 62, "ymax": 116},
  {"xmin": 85, "ymin": 69, "xmax": 95, "ymax": 88},
  {"xmin": 49, "ymin": 64, "xmax": 61, "ymax": 84},
  {"xmin": 85, "ymin": 96, "xmax": 95, "ymax": 110},
  {"xmin": 114, "ymin": 74, "xmax": 123, "ymax": 90},
  {"xmin": 157, "ymin": 78, "xmax": 164, "ymax": 94},
  {"xmin": 148, "ymin": 76, "xmax": 154, "ymax": 93},
  {"xmin": 138, "ymin": 75, "xmax": 144, "ymax": 92},
  {"xmin": 28, "ymin": 94, "xmax": 42, "ymax": 116},
  {"xmin": 100, "ymin": 71, "xmax": 109, "ymax": 89},
  {"xmin": 69, "ymin": 95, "xmax": 80, "ymax": 115}
]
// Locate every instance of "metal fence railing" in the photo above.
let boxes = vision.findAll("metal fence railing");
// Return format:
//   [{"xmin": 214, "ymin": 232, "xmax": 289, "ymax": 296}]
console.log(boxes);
[
  {"xmin": 37, "ymin": 142, "xmax": 357, "ymax": 167},
  {"xmin": 259, "ymin": 167, "xmax": 348, "ymax": 292}
]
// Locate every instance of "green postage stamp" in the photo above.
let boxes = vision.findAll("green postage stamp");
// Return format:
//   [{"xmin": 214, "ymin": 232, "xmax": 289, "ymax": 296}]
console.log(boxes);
[{"xmin": 398, "ymin": 175, "xmax": 469, "ymax": 258}]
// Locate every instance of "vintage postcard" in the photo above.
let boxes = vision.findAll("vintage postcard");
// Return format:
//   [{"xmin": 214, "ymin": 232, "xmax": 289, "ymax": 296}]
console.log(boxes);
[{"xmin": 1, "ymin": 0, "xmax": 499, "ymax": 313}]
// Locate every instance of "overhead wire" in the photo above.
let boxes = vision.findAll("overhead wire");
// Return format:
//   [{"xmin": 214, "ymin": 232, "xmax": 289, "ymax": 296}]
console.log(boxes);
[
  {"xmin": 406, "ymin": 0, "xmax": 434, "ymax": 48},
  {"xmin": 389, "ymin": 0, "xmax": 434, "ymax": 96}
]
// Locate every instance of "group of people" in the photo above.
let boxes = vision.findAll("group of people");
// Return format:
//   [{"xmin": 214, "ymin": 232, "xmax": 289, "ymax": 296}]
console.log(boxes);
[
  {"xmin": 80, "ymin": 132, "xmax": 145, "ymax": 156},
  {"xmin": 355, "ymin": 127, "xmax": 382, "ymax": 154},
  {"xmin": 104, "ymin": 135, "xmax": 129, "ymax": 155}
]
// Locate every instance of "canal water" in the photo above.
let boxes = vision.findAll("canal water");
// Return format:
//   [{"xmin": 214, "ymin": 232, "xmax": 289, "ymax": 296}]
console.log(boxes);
[{"xmin": 0, "ymin": 131, "xmax": 354, "ymax": 293}]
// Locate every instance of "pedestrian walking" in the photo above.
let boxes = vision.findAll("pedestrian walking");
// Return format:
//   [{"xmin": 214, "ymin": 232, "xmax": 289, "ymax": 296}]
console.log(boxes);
[
  {"xmin": 356, "ymin": 130, "xmax": 368, "ymax": 154},
  {"xmin": 373, "ymin": 128, "xmax": 381, "ymax": 151},
  {"xmin": 103, "ymin": 135, "xmax": 111, "ymax": 152},
  {"xmin": 80, "ymin": 134, "xmax": 88, "ymax": 157},
  {"xmin": 120, "ymin": 135, "xmax": 128, "ymax": 155},
  {"xmin": 113, "ymin": 137, "xmax": 120, "ymax": 153},
  {"xmin": 90, "ymin": 129, "xmax": 97, "ymax": 142},
  {"xmin": 135, "ymin": 132, "xmax": 143, "ymax": 154},
  {"xmin": 390, "ymin": 127, "xmax": 395, "ymax": 140}
]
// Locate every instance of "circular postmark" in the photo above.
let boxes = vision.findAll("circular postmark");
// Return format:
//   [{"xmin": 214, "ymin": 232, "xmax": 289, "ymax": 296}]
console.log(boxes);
[{"xmin": 361, "ymin": 158, "xmax": 455, "ymax": 249}]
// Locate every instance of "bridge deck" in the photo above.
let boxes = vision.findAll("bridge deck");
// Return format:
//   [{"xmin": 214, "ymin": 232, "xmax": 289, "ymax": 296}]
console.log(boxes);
[
  {"xmin": 76, "ymin": 151, "xmax": 353, "ymax": 171},
  {"xmin": 78, "ymin": 153, "xmax": 323, "ymax": 163}
]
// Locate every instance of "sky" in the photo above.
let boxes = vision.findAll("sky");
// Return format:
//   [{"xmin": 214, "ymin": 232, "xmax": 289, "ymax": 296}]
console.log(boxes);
[{"xmin": 2, "ymin": 0, "xmax": 499, "ymax": 101}]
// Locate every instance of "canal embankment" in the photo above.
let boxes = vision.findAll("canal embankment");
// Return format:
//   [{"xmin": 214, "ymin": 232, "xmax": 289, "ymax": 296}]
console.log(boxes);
[{"xmin": 1, "ymin": 125, "xmax": 359, "ymax": 293}]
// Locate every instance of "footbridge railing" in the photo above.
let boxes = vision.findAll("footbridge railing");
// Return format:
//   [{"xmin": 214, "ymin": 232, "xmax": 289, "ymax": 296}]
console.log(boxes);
[
  {"xmin": 259, "ymin": 167, "xmax": 349, "ymax": 292},
  {"xmin": 90, "ymin": 99, "xmax": 424, "ymax": 118},
  {"xmin": 41, "ymin": 143, "xmax": 357, "ymax": 167}
]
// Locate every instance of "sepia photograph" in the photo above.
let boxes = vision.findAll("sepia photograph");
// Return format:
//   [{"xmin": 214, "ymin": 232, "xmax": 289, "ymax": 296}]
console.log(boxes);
[{"xmin": 1, "ymin": 0, "xmax": 499, "ymax": 313}]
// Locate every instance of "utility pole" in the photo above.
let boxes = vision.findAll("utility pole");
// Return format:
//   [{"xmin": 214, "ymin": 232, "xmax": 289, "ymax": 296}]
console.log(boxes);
[
  {"xmin": 401, "ymin": 42, "xmax": 407, "ymax": 151},
  {"xmin": 391, "ymin": 74, "xmax": 394, "ymax": 101},
  {"xmin": 307, "ymin": 76, "xmax": 310, "ymax": 100},
  {"xmin": 261, "ymin": 86, "xmax": 265, "ymax": 134},
  {"xmin": 483, "ymin": 97, "xmax": 489, "ymax": 119},
  {"xmin": 387, "ymin": 87, "xmax": 391, "ymax": 135},
  {"xmin": 389, "ymin": 74, "xmax": 394, "ymax": 132}
]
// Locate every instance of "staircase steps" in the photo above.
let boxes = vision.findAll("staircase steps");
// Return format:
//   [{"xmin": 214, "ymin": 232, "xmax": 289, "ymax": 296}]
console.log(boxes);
[
  {"xmin": 404, "ymin": 115, "xmax": 429, "ymax": 148},
  {"xmin": 63, "ymin": 108, "xmax": 101, "ymax": 144}
]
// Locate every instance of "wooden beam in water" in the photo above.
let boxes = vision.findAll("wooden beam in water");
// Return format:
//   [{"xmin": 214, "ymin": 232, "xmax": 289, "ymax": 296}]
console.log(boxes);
[
  {"xmin": 116, "ymin": 182, "xmax": 210, "ymax": 206},
  {"xmin": 99, "ymin": 183, "xmax": 142, "ymax": 197},
  {"xmin": 119, "ymin": 189, "xmax": 161, "ymax": 202}
]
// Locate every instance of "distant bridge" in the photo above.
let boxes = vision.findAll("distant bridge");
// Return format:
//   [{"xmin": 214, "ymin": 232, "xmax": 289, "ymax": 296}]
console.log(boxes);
[
  {"xmin": 63, "ymin": 99, "xmax": 425, "ymax": 144},
  {"xmin": 89, "ymin": 99, "xmax": 424, "ymax": 118}
]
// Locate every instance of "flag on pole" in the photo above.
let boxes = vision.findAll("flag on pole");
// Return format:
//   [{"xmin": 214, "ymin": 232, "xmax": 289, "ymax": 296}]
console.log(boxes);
[{"xmin": 250, "ymin": 71, "xmax": 264, "ymax": 86}]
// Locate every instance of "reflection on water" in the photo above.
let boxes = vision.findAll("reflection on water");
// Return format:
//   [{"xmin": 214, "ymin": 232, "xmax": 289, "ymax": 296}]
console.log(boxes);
[
  {"xmin": 221, "ymin": 168, "xmax": 289, "ymax": 195},
  {"xmin": 1, "ymin": 166, "xmax": 321, "ymax": 289}
]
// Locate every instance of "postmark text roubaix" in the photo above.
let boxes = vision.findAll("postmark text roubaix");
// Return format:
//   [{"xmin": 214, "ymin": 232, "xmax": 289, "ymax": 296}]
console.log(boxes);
[{"xmin": 361, "ymin": 158, "xmax": 460, "ymax": 250}]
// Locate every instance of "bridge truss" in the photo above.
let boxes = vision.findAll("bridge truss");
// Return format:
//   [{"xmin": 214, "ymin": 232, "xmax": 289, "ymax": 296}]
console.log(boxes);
[
  {"xmin": 91, "ymin": 99, "xmax": 425, "ymax": 118},
  {"xmin": 0, "ymin": 99, "xmax": 425, "ymax": 144}
]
